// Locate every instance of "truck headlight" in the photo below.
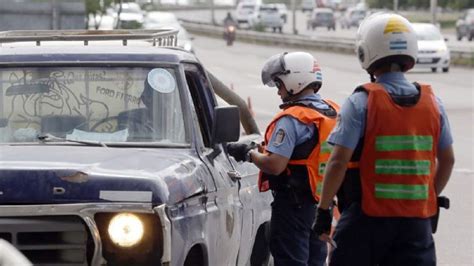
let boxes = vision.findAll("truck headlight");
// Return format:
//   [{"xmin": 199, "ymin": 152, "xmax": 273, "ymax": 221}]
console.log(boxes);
[{"xmin": 108, "ymin": 213, "xmax": 144, "ymax": 247}]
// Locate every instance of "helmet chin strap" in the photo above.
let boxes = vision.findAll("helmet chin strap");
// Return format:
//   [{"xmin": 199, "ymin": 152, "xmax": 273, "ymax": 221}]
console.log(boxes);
[
  {"xmin": 370, "ymin": 73, "xmax": 376, "ymax": 82},
  {"xmin": 282, "ymin": 95, "xmax": 292, "ymax": 103}
]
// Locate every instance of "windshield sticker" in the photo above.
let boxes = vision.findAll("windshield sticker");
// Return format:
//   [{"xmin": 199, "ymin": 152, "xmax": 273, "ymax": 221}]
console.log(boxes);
[
  {"xmin": 66, "ymin": 128, "xmax": 129, "ymax": 142},
  {"xmin": 147, "ymin": 68, "xmax": 176, "ymax": 93}
]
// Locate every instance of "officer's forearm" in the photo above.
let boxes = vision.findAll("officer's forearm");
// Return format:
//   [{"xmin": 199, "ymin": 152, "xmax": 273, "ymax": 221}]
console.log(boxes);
[
  {"xmin": 318, "ymin": 145, "xmax": 353, "ymax": 209},
  {"xmin": 319, "ymin": 160, "xmax": 347, "ymax": 209},
  {"xmin": 250, "ymin": 150, "xmax": 289, "ymax": 176},
  {"xmin": 434, "ymin": 145, "xmax": 455, "ymax": 195}
]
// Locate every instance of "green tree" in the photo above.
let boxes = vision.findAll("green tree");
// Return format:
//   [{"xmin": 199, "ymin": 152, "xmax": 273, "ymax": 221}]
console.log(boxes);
[
  {"xmin": 367, "ymin": 0, "xmax": 473, "ymax": 10},
  {"xmin": 450, "ymin": 0, "xmax": 474, "ymax": 9},
  {"xmin": 85, "ymin": 0, "xmax": 116, "ymax": 29}
]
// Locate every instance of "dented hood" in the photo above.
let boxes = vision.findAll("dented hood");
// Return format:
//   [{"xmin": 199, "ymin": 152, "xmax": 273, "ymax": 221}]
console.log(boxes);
[{"xmin": 0, "ymin": 145, "xmax": 208, "ymax": 205}]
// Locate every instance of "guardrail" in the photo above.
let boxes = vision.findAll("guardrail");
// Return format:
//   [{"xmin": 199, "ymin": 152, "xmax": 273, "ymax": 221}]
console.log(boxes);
[{"xmin": 181, "ymin": 20, "xmax": 473, "ymax": 67}]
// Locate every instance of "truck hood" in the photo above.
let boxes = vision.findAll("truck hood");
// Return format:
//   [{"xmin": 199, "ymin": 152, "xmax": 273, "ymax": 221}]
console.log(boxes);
[{"xmin": 0, "ymin": 145, "xmax": 207, "ymax": 205}]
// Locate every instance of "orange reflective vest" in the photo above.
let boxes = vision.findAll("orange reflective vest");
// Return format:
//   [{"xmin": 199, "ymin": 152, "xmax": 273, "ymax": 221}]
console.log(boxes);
[
  {"xmin": 258, "ymin": 100, "xmax": 339, "ymax": 202},
  {"xmin": 359, "ymin": 82, "xmax": 440, "ymax": 218}
]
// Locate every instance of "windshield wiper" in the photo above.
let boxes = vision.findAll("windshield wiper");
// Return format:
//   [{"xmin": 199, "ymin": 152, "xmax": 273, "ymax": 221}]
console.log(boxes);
[{"xmin": 37, "ymin": 134, "xmax": 108, "ymax": 147}]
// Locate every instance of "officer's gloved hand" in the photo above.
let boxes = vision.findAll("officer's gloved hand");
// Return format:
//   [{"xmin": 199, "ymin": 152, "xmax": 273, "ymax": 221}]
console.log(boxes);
[
  {"xmin": 226, "ymin": 142, "xmax": 255, "ymax": 162},
  {"xmin": 312, "ymin": 207, "xmax": 332, "ymax": 236}
]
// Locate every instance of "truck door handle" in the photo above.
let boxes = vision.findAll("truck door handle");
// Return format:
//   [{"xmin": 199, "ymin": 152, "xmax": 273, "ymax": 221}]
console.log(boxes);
[{"xmin": 227, "ymin": 170, "xmax": 242, "ymax": 182}]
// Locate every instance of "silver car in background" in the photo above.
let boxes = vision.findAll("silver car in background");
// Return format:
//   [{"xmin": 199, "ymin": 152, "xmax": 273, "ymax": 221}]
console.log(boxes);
[
  {"xmin": 248, "ymin": 4, "xmax": 284, "ymax": 32},
  {"xmin": 412, "ymin": 23, "xmax": 450, "ymax": 73}
]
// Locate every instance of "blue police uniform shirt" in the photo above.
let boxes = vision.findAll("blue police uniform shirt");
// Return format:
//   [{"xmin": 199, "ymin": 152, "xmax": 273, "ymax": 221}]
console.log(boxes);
[
  {"xmin": 328, "ymin": 72, "xmax": 453, "ymax": 150},
  {"xmin": 266, "ymin": 93, "xmax": 331, "ymax": 159}
]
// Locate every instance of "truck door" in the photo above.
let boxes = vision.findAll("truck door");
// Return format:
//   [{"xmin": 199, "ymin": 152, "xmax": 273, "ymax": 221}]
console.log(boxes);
[{"xmin": 183, "ymin": 63, "xmax": 244, "ymax": 265}]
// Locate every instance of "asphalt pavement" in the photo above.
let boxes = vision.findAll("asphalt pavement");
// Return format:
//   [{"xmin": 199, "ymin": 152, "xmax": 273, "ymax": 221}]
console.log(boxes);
[{"xmin": 173, "ymin": 9, "xmax": 474, "ymax": 50}]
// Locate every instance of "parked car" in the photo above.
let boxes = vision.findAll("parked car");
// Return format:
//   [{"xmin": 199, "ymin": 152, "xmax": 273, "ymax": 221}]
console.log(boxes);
[
  {"xmin": 144, "ymin": 11, "xmax": 195, "ymax": 53},
  {"xmin": 455, "ymin": 8, "xmax": 474, "ymax": 41},
  {"xmin": 268, "ymin": 3, "xmax": 288, "ymax": 23},
  {"xmin": 0, "ymin": 29, "xmax": 273, "ymax": 266},
  {"xmin": 114, "ymin": 2, "xmax": 145, "ymax": 29},
  {"xmin": 307, "ymin": 8, "xmax": 336, "ymax": 31},
  {"xmin": 340, "ymin": 8, "xmax": 366, "ymax": 29},
  {"xmin": 412, "ymin": 23, "xmax": 450, "ymax": 73},
  {"xmin": 248, "ymin": 4, "xmax": 284, "ymax": 32},
  {"xmin": 235, "ymin": 2, "xmax": 257, "ymax": 24}
]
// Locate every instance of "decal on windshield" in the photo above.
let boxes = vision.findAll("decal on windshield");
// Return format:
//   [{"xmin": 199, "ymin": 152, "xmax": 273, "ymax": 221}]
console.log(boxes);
[{"xmin": 147, "ymin": 68, "xmax": 176, "ymax": 93}]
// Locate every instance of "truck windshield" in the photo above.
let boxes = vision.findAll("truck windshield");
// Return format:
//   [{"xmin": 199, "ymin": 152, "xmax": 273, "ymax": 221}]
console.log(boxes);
[{"xmin": 0, "ymin": 66, "xmax": 187, "ymax": 145}]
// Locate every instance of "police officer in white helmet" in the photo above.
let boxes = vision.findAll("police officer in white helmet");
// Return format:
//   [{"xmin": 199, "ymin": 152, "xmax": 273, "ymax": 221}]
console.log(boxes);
[
  {"xmin": 312, "ymin": 12, "xmax": 455, "ymax": 265},
  {"xmin": 228, "ymin": 51, "xmax": 339, "ymax": 266}
]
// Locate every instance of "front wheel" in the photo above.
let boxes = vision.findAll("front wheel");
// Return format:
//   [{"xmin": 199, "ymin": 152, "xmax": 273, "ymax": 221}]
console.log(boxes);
[
  {"xmin": 250, "ymin": 223, "xmax": 271, "ymax": 266},
  {"xmin": 442, "ymin": 67, "xmax": 449, "ymax": 73},
  {"xmin": 431, "ymin": 68, "xmax": 437, "ymax": 73}
]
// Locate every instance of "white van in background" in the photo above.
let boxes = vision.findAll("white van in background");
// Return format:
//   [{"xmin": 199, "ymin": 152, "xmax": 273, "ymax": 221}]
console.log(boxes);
[
  {"xmin": 236, "ymin": 2, "xmax": 257, "ymax": 24},
  {"xmin": 301, "ymin": 0, "xmax": 315, "ymax": 12}
]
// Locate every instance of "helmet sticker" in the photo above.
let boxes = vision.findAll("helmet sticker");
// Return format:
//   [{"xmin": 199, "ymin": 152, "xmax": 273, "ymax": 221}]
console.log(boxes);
[
  {"xmin": 147, "ymin": 68, "xmax": 176, "ymax": 93},
  {"xmin": 313, "ymin": 61, "xmax": 322, "ymax": 82},
  {"xmin": 389, "ymin": 40, "xmax": 408, "ymax": 50},
  {"xmin": 384, "ymin": 17, "xmax": 410, "ymax": 34}
]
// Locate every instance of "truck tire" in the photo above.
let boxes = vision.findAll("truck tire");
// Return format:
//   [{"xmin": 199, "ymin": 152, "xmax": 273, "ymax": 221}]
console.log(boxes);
[
  {"xmin": 250, "ymin": 223, "xmax": 271, "ymax": 266},
  {"xmin": 184, "ymin": 245, "xmax": 205, "ymax": 266}
]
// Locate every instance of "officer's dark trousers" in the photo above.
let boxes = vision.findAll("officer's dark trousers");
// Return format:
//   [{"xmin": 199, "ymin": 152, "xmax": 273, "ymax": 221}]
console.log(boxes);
[
  {"xmin": 330, "ymin": 202, "xmax": 436, "ymax": 266},
  {"xmin": 270, "ymin": 190, "xmax": 328, "ymax": 266}
]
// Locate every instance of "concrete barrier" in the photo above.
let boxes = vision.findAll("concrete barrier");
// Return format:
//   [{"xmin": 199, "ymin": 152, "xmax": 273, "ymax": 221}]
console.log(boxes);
[{"xmin": 181, "ymin": 20, "xmax": 473, "ymax": 67}]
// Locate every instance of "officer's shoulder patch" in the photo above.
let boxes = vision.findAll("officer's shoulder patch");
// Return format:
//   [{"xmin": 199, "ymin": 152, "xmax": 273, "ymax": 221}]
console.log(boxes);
[{"xmin": 273, "ymin": 129, "xmax": 286, "ymax": 146}]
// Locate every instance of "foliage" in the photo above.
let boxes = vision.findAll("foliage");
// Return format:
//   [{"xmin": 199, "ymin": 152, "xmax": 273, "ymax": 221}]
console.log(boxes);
[
  {"xmin": 85, "ymin": 0, "xmax": 114, "ymax": 16},
  {"xmin": 366, "ymin": 0, "xmax": 474, "ymax": 10},
  {"xmin": 252, "ymin": 23, "xmax": 266, "ymax": 32},
  {"xmin": 85, "ymin": 0, "xmax": 123, "ymax": 29}
]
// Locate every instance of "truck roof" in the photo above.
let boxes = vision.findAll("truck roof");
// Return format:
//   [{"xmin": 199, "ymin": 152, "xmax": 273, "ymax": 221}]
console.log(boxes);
[{"xmin": 0, "ymin": 29, "xmax": 198, "ymax": 64}]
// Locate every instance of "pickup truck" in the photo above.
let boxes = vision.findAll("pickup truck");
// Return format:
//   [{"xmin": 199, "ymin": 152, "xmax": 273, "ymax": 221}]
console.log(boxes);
[{"xmin": 0, "ymin": 29, "xmax": 272, "ymax": 266}]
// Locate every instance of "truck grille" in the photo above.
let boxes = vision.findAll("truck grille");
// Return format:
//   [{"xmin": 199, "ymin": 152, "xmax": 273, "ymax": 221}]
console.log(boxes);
[{"xmin": 0, "ymin": 216, "xmax": 91, "ymax": 266}]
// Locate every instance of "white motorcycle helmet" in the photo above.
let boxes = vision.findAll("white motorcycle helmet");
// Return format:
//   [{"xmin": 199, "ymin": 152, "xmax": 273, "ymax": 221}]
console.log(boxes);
[
  {"xmin": 356, "ymin": 12, "xmax": 418, "ymax": 73},
  {"xmin": 261, "ymin": 52, "xmax": 322, "ymax": 95}
]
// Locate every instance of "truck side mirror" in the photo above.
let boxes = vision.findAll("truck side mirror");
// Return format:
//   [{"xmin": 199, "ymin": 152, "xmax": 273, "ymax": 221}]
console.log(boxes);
[{"xmin": 212, "ymin": 105, "xmax": 240, "ymax": 145}]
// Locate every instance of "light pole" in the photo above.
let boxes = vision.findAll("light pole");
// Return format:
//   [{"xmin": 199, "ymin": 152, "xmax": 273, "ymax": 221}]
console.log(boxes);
[
  {"xmin": 210, "ymin": 0, "xmax": 216, "ymax": 25},
  {"xmin": 393, "ymin": 0, "xmax": 398, "ymax": 13},
  {"xmin": 430, "ymin": 0, "xmax": 437, "ymax": 25},
  {"xmin": 291, "ymin": 0, "xmax": 297, "ymax": 34}
]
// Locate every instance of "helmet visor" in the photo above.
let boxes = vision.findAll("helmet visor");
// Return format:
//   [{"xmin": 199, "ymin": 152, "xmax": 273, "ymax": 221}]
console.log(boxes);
[{"xmin": 261, "ymin": 53, "xmax": 287, "ymax": 87}]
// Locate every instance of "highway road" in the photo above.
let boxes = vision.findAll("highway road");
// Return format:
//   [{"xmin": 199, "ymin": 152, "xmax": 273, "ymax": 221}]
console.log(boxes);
[
  {"xmin": 191, "ymin": 34, "xmax": 474, "ymax": 265},
  {"xmin": 174, "ymin": 9, "xmax": 474, "ymax": 50}
]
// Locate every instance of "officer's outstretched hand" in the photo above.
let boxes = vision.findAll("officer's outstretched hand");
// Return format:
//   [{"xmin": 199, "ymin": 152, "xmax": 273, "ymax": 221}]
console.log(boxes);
[
  {"xmin": 226, "ymin": 142, "xmax": 255, "ymax": 162},
  {"xmin": 312, "ymin": 207, "xmax": 332, "ymax": 236}
]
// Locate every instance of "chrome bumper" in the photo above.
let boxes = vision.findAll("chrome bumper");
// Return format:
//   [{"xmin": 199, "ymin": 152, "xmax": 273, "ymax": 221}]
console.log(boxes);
[{"xmin": 0, "ymin": 203, "xmax": 171, "ymax": 266}]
